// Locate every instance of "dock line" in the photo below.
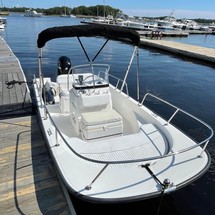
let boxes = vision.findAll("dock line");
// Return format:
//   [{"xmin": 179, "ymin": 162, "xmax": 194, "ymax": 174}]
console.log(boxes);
[{"xmin": 5, "ymin": 80, "xmax": 33, "ymax": 89}]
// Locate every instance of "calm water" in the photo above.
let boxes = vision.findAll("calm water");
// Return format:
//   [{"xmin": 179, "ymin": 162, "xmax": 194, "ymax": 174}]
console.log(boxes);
[{"xmin": 1, "ymin": 13, "xmax": 215, "ymax": 215}]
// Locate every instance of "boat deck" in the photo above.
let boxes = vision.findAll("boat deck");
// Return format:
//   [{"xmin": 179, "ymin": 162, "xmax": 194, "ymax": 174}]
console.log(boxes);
[
  {"xmin": 0, "ymin": 115, "xmax": 72, "ymax": 215},
  {"xmin": 47, "ymin": 103, "xmax": 168, "ymax": 165}
]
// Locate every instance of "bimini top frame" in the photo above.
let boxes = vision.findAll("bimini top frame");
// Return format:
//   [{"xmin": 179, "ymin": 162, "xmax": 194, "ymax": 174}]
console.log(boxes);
[{"xmin": 37, "ymin": 24, "xmax": 140, "ymax": 48}]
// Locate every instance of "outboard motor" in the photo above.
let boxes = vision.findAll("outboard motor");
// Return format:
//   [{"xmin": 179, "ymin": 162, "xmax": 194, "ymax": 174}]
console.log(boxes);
[{"xmin": 57, "ymin": 56, "xmax": 71, "ymax": 75}]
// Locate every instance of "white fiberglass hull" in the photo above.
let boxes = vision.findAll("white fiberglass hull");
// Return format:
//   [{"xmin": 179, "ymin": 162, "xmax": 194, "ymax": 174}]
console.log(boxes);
[{"xmin": 33, "ymin": 78, "xmax": 211, "ymax": 203}]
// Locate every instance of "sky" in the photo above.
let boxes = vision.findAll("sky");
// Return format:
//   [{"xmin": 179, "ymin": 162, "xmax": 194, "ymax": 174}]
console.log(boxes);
[{"xmin": 3, "ymin": 0, "xmax": 215, "ymax": 19}]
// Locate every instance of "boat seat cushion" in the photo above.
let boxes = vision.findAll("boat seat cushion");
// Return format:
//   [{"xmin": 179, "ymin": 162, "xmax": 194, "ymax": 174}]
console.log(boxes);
[
  {"xmin": 81, "ymin": 109, "xmax": 122, "ymax": 126},
  {"xmin": 81, "ymin": 109, "xmax": 123, "ymax": 140}
]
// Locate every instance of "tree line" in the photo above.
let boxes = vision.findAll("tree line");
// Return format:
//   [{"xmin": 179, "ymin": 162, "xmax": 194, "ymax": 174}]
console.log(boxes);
[{"xmin": 4, "ymin": 5, "xmax": 121, "ymax": 17}]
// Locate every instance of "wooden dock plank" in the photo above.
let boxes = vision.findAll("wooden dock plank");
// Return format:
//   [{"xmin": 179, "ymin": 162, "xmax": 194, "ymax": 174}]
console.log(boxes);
[
  {"xmin": 0, "ymin": 36, "xmax": 31, "ymax": 116},
  {"xmin": 0, "ymin": 115, "xmax": 71, "ymax": 215}
]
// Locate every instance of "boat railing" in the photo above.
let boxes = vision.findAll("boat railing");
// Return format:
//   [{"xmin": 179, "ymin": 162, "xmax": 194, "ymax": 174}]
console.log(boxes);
[
  {"xmin": 99, "ymin": 71, "xmax": 129, "ymax": 96},
  {"xmin": 140, "ymin": 93, "xmax": 213, "ymax": 157}
]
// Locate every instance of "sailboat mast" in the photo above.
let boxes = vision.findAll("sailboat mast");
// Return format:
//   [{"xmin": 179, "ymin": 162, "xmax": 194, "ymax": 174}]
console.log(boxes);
[{"xmin": 103, "ymin": 0, "xmax": 106, "ymax": 18}]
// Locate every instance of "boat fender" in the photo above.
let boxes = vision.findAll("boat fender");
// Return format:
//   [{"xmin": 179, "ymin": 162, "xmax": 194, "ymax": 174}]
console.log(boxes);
[
  {"xmin": 43, "ymin": 82, "xmax": 55, "ymax": 104},
  {"xmin": 57, "ymin": 56, "xmax": 72, "ymax": 75}
]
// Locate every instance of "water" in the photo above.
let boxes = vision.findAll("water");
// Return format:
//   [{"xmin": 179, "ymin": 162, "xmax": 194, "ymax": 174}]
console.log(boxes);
[{"xmin": 1, "ymin": 13, "xmax": 215, "ymax": 215}]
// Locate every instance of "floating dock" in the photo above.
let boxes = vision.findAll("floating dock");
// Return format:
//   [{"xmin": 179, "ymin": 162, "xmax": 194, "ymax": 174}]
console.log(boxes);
[
  {"xmin": 140, "ymin": 38, "xmax": 215, "ymax": 65},
  {"xmin": 138, "ymin": 30, "xmax": 189, "ymax": 37},
  {"xmin": 0, "ymin": 36, "xmax": 73, "ymax": 214},
  {"xmin": 0, "ymin": 116, "xmax": 71, "ymax": 214}
]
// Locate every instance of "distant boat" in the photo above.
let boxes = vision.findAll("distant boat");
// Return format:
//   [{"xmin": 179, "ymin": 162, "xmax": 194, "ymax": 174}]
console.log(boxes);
[
  {"xmin": 60, "ymin": 13, "xmax": 76, "ymax": 18},
  {"xmin": 24, "ymin": 9, "xmax": 42, "ymax": 17},
  {"xmin": 0, "ymin": 21, "xmax": 5, "ymax": 29},
  {"xmin": 0, "ymin": 16, "xmax": 7, "ymax": 24},
  {"xmin": 60, "ymin": 6, "xmax": 75, "ymax": 18},
  {"xmin": 91, "ymin": 15, "xmax": 114, "ymax": 24},
  {"xmin": 117, "ymin": 19, "xmax": 157, "ymax": 31}
]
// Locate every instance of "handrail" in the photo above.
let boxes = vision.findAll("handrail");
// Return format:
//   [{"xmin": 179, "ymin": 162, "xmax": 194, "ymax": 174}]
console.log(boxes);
[
  {"xmin": 141, "ymin": 93, "xmax": 213, "ymax": 134},
  {"xmin": 141, "ymin": 93, "xmax": 213, "ymax": 155},
  {"xmin": 106, "ymin": 73, "xmax": 129, "ymax": 96},
  {"xmin": 35, "ymin": 80, "xmax": 213, "ymax": 165}
]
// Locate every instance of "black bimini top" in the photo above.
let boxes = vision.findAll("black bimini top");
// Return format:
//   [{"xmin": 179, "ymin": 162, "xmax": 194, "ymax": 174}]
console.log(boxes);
[{"xmin": 37, "ymin": 24, "xmax": 140, "ymax": 48}]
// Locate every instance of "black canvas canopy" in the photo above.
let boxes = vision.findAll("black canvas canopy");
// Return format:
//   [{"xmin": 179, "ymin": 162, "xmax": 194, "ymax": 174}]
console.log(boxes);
[{"xmin": 37, "ymin": 24, "xmax": 140, "ymax": 48}]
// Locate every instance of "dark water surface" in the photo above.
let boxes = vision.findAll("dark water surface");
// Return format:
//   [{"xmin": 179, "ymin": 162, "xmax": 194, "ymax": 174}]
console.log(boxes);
[{"xmin": 1, "ymin": 13, "xmax": 215, "ymax": 215}]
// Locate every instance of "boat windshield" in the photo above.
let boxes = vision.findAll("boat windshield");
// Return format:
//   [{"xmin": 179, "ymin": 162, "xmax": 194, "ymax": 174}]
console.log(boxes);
[{"xmin": 69, "ymin": 64, "xmax": 110, "ymax": 89}]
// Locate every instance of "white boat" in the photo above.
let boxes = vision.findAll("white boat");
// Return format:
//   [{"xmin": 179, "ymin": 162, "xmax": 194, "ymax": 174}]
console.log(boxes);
[
  {"xmin": 157, "ymin": 18, "xmax": 174, "ymax": 30},
  {"xmin": 182, "ymin": 19, "xmax": 201, "ymax": 30},
  {"xmin": 24, "ymin": 9, "xmax": 42, "ymax": 17},
  {"xmin": 91, "ymin": 15, "xmax": 114, "ymax": 24},
  {"xmin": 60, "ymin": 7, "xmax": 76, "ymax": 18},
  {"xmin": 117, "ymin": 19, "xmax": 157, "ymax": 31},
  {"xmin": 33, "ymin": 25, "xmax": 213, "ymax": 203},
  {"xmin": 0, "ymin": 20, "xmax": 5, "ymax": 29},
  {"xmin": 157, "ymin": 12, "xmax": 185, "ymax": 30},
  {"xmin": 0, "ymin": 16, "xmax": 7, "ymax": 24}
]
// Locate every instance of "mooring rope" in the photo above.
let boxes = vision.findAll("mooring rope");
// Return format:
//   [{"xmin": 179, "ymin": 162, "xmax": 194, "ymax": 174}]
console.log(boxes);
[
  {"xmin": 141, "ymin": 164, "xmax": 167, "ymax": 215},
  {"xmin": 5, "ymin": 80, "xmax": 32, "ymax": 89}
]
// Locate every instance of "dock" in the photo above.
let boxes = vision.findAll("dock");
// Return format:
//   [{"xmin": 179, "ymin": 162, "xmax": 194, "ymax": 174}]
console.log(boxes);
[
  {"xmin": 0, "ymin": 115, "xmax": 71, "ymax": 214},
  {"xmin": 0, "ymin": 36, "xmax": 73, "ymax": 214},
  {"xmin": 140, "ymin": 38, "xmax": 215, "ymax": 65},
  {"xmin": 0, "ymin": 36, "xmax": 32, "ymax": 118},
  {"xmin": 138, "ymin": 30, "xmax": 189, "ymax": 37}
]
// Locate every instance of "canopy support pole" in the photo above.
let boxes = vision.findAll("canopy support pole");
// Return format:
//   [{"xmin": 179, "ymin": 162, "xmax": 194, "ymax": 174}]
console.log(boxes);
[
  {"xmin": 136, "ymin": 48, "xmax": 140, "ymax": 102},
  {"xmin": 77, "ymin": 37, "xmax": 91, "ymax": 62},
  {"xmin": 38, "ymin": 48, "xmax": 47, "ymax": 119},
  {"xmin": 120, "ymin": 46, "xmax": 138, "ymax": 92},
  {"xmin": 92, "ymin": 39, "xmax": 109, "ymax": 62}
]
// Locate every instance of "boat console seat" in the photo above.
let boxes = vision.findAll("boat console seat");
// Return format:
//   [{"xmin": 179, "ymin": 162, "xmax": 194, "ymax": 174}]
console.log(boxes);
[{"xmin": 80, "ymin": 109, "xmax": 123, "ymax": 140}]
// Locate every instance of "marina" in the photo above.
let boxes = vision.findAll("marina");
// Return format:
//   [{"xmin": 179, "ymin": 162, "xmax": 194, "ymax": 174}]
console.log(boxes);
[{"xmin": 0, "ymin": 14, "xmax": 215, "ymax": 215}]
